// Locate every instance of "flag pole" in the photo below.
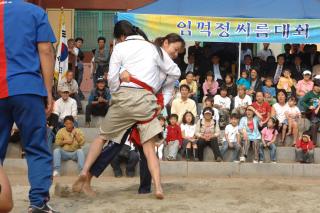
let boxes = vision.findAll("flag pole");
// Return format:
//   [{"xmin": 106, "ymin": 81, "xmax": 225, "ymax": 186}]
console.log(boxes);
[{"xmin": 54, "ymin": 7, "xmax": 64, "ymax": 98}]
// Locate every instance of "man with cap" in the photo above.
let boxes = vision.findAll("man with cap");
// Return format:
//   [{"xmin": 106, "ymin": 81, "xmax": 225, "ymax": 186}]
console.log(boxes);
[
  {"xmin": 85, "ymin": 77, "xmax": 111, "ymax": 127},
  {"xmin": 301, "ymin": 79, "xmax": 320, "ymax": 145},
  {"xmin": 0, "ymin": 1, "xmax": 58, "ymax": 212},
  {"xmin": 52, "ymin": 86, "xmax": 78, "ymax": 129}
]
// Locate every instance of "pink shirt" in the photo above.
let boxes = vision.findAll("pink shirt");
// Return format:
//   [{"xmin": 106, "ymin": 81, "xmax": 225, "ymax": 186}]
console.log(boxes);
[
  {"xmin": 203, "ymin": 80, "xmax": 219, "ymax": 96},
  {"xmin": 296, "ymin": 80, "xmax": 314, "ymax": 97},
  {"xmin": 261, "ymin": 127, "xmax": 278, "ymax": 141}
]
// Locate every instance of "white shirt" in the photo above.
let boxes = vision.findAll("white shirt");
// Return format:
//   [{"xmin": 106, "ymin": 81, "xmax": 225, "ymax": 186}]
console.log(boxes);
[
  {"xmin": 185, "ymin": 64, "xmax": 194, "ymax": 73},
  {"xmin": 53, "ymin": 97, "xmax": 78, "ymax": 122},
  {"xmin": 73, "ymin": 47, "xmax": 79, "ymax": 66},
  {"xmin": 257, "ymin": 49, "xmax": 273, "ymax": 61},
  {"xmin": 213, "ymin": 64, "xmax": 222, "ymax": 80},
  {"xmin": 108, "ymin": 35, "xmax": 180, "ymax": 105},
  {"xmin": 224, "ymin": 124, "xmax": 239, "ymax": 142},
  {"xmin": 180, "ymin": 124, "xmax": 196, "ymax": 138},
  {"xmin": 274, "ymin": 64, "xmax": 283, "ymax": 84},
  {"xmin": 273, "ymin": 103, "xmax": 288, "ymax": 124},
  {"xmin": 214, "ymin": 95, "xmax": 231, "ymax": 109},
  {"xmin": 286, "ymin": 105, "xmax": 301, "ymax": 119},
  {"xmin": 234, "ymin": 95, "xmax": 252, "ymax": 108}
]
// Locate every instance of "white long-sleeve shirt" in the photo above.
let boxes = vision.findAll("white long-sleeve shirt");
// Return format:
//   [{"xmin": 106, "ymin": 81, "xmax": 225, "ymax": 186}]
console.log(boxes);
[
  {"xmin": 108, "ymin": 35, "xmax": 180, "ymax": 105},
  {"xmin": 53, "ymin": 97, "xmax": 78, "ymax": 122}
]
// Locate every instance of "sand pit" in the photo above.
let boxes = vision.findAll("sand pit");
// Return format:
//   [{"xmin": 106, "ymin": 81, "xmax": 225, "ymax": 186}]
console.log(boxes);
[{"xmin": 10, "ymin": 175, "xmax": 320, "ymax": 213}]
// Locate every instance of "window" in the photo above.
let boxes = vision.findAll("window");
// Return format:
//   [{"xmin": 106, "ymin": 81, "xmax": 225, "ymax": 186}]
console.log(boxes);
[{"xmin": 75, "ymin": 10, "xmax": 115, "ymax": 51}]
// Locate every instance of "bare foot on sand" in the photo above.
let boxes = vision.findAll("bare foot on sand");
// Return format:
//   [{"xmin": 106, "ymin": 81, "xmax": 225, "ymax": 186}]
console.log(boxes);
[
  {"xmin": 72, "ymin": 174, "xmax": 87, "ymax": 193},
  {"xmin": 155, "ymin": 190, "xmax": 164, "ymax": 200},
  {"xmin": 82, "ymin": 181, "xmax": 97, "ymax": 197}
]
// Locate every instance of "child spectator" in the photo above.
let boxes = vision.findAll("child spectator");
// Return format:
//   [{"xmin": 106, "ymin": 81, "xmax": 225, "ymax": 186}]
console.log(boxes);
[
  {"xmin": 264, "ymin": 92, "xmax": 277, "ymax": 106},
  {"xmin": 252, "ymin": 91, "xmax": 271, "ymax": 129},
  {"xmin": 259, "ymin": 117, "xmax": 278, "ymax": 163},
  {"xmin": 220, "ymin": 114, "xmax": 241, "ymax": 162},
  {"xmin": 262, "ymin": 77, "xmax": 276, "ymax": 97},
  {"xmin": 181, "ymin": 112, "xmax": 197, "ymax": 161},
  {"xmin": 295, "ymin": 132, "xmax": 314, "ymax": 163},
  {"xmin": 233, "ymin": 85, "xmax": 252, "ymax": 116},
  {"xmin": 155, "ymin": 116, "xmax": 167, "ymax": 160},
  {"xmin": 277, "ymin": 68, "xmax": 294, "ymax": 96},
  {"xmin": 180, "ymin": 71, "xmax": 198, "ymax": 102},
  {"xmin": 285, "ymin": 96, "xmax": 301, "ymax": 144},
  {"xmin": 202, "ymin": 71, "xmax": 219, "ymax": 102},
  {"xmin": 213, "ymin": 85, "xmax": 231, "ymax": 129},
  {"xmin": 53, "ymin": 116, "xmax": 85, "ymax": 176},
  {"xmin": 196, "ymin": 107, "xmax": 222, "ymax": 162},
  {"xmin": 166, "ymin": 114, "xmax": 183, "ymax": 161},
  {"xmin": 224, "ymin": 73, "xmax": 237, "ymax": 99},
  {"xmin": 239, "ymin": 106, "xmax": 263, "ymax": 163},
  {"xmin": 237, "ymin": 70, "xmax": 251, "ymax": 90}
]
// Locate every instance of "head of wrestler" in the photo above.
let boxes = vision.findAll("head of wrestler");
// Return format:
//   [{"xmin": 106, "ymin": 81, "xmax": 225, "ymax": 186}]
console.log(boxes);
[
  {"xmin": 113, "ymin": 20, "xmax": 149, "ymax": 44},
  {"xmin": 64, "ymin": 115, "xmax": 75, "ymax": 132},
  {"xmin": 154, "ymin": 33, "xmax": 185, "ymax": 59}
]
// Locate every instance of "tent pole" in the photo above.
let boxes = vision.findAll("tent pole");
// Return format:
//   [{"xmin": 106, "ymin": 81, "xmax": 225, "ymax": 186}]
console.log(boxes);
[{"xmin": 238, "ymin": 42, "xmax": 242, "ymax": 79}]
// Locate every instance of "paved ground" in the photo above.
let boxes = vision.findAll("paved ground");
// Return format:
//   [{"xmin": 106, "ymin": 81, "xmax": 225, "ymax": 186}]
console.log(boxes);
[{"xmin": 9, "ymin": 175, "xmax": 320, "ymax": 213}]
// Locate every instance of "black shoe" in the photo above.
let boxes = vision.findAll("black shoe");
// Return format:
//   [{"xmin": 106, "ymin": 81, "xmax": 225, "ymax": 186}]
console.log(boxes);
[
  {"xmin": 28, "ymin": 203, "xmax": 59, "ymax": 213},
  {"xmin": 126, "ymin": 171, "xmax": 135, "ymax": 177},
  {"xmin": 114, "ymin": 170, "xmax": 123, "ymax": 178}
]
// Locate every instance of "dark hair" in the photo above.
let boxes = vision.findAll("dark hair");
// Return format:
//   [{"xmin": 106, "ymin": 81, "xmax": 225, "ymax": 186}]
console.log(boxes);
[
  {"xmin": 230, "ymin": 113, "xmax": 239, "ymax": 120},
  {"xmin": 219, "ymin": 85, "xmax": 228, "ymax": 92},
  {"xmin": 288, "ymin": 96, "xmax": 298, "ymax": 103},
  {"xmin": 182, "ymin": 111, "xmax": 195, "ymax": 125},
  {"xmin": 204, "ymin": 96, "xmax": 213, "ymax": 103},
  {"xmin": 64, "ymin": 115, "xmax": 74, "ymax": 123},
  {"xmin": 114, "ymin": 20, "xmax": 148, "ymax": 41},
  {"xmin": 66, "ymin": 70, "xmax": 74, "ymax": 75},
  {"xmin": 180, "ymin": 84, "xmax": 190, "ymax": 92},
  {"xmin": 268, "ymin": 117, "xmax": 279, "ymax": 134},
  {"xmin": 255, "ymin": 91, "xmax": 264, "ymax": 99},
  {"xmin": 244, "ymin": 54, "xmax": 252, "ymax": 60},
  {"xmin": 206, "ymin": 71, "xmax": 214, "ymax": 79},
  {"xmin": 97, "ymin": 36, "xmax": 106, "ymax": 43},
  {"xmin": 302, "ymin": 131, "xmax": 312, "ymax": 140},
  {"xmin": 276, "ymin": 89, "xmax": 288, "ymax": 102},
  {"xmin": 202, "ymin": 107, "xmax": 214, "ymax": 116},
  {"xmin": 185, "ymin": 71, "xmax": 194, "ymax": 77},
  {"xmin": 92, "ymin": 49, "xmax": 96, "ymax": 55},
  {"xmin": 225, "ymin": 73, "xmax": 234, "ymax": 83},
  {"xmin": 211, "ymin": 53, "xmax": 220, "ymax": 59},
  {"xmin": 75, "ymin": 37, "xmax": 84, "ymax": 43},
  {"xmin": 240, "ymin": 70, "xmax": 248, "ymax": 77},
  {"xmin": 154, "ymin": 33, "xmax": 185, "ymax": 49},
  {"xmin": 169, "ymin": 114, "xmax": 179, "ymax": 122},
  {"xmin": 277, "ymin": 54, "xmax": 285, "ymax": 60}
]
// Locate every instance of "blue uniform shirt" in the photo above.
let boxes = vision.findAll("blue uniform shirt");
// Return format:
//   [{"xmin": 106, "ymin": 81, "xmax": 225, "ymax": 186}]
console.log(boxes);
[{"xmin": 0, "ymin": 0, "xmax": 56, "ymax": 98}]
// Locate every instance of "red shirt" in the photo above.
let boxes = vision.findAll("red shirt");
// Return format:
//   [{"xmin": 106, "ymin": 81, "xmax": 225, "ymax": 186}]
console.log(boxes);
[
  {"xmin": 166, "ymin": 124, "xmax": 183, "ymax": 145},
  {"xmin": 252, "ymin": 101, "xmax": 271, "ymax": 123},
  {"xmin": 296, "ymin": 139, "xmax": 314, "ymax": 152}
]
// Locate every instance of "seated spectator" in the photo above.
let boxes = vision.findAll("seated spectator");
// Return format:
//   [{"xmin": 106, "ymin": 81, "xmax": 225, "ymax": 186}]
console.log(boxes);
[
  {"xmin": 196, "ymin": 107, "xmax": 222, "ymax": 162},
  {"xmin": 273, "ymin": 54, "xmax": 286, "ymax": 85},
  {"xmin": 202, "ymin": 71, "xmax": 219, "ymax": 103},
  {"xmin": 300, "ymin": 80, "xmax": 320, "ymax": 145},
  {"xmin": 223, "ymin": 74, "xmax": 237, "ymax": 100},
  {"xmin": 283, "ymin": 43, "xmax": 294, "ymax": 66},
  {"xmin": 247, "ymin": 68, "xmax": 263, "ymax": 98},
  {"xmin": 239, "ymin": 106, "xmax": 263, "ymax": 163},
  {"xmin": 52, "ymin": 86, "xmax": 78, "ymax": 129},
  {"xmin": 233, "ymin": 85, "xmax": 252, "ymax": 116},
  {"xmin": 277, "ymin": 69, "xmax": 294, "ymax": 96},
  {"xmin": 237, "ymin": 70, "xmax": 251, "ymax": 90},
  {"xmin": 171, "ymin": 84, "xmax": 197, "ymax": 123},
  {"xmin": 296, "ymin": 70, "xmax": 313, "ymax": 111},
  {"xmin": 291, "ymin": 55, "xmax": 308, "ymax": 81},
  {"xmin": 155, "ymin": 116, "xmax": 166, "ymax": 160},
  {"xmin": 271, "ymin": 90, "xmax": 289, "ymax": 145},
  {"xmin": 85, "ymin": 77, "xmax": 111, "ymax": 127},
  {"xmin": 257, "ymin": 43, "xmax": 273, "ymax": 62},
  {"xmin": 213, "ymin": 86, "xmax": 231, "ymax": 129},
  {"xmin": 0, "ymin": 165, "xmax": 13, "ymax": 213},
  {"xmin": 262, "ymin": 77, "xmax": 276, "ymax": 98},
  {"xmin": 264, "ymin": 92, "xmax": 277, "ymax": 106},
  {"xmin": 211, "ymin": 54, "xmax": 225, "ymax": 85},
  {"xmin": 165, "ymin": 114, "xmax": 182, "ymax": 161},
  {"xmin": 241, "ymin": 54, "xmax": 252, "ymax": 72},
  {"xmin": 53, "ymin": 116, "xmax": 85, "ymax": 176},
  {"xmin": 295, "ymin": 132, "xmax": 314, "ymax": 163},
  {"xmin": 180, "ymin": 72, "xmax": 198, "ymax": 102},
  {"xmin": 200, "ymin": 97, "xmax": 219, "ymax": 124},
  {"xmin": 259, "ymin": 117, "xmax": 278, "ymax": 163},
  {"xmin": 185, "ymin": 54, "xmax": 195, "ymax": 73},
  {"xmin": 111, "ymin": 139, "xmax": 139, "ymax": 177},
  {"xmin": 220, "ymin": 114, "xmax": 241, "ymax": 162},
  {"xmin": 252, "ymin": 91, "xmax": 271, "ymax": 129},
  {"xmin": 285, "ymin": 96, "xmax": 301, "ymax": 145},
  {"xmin": 58, "ymin": 70, "xmax": 82, "ymax": 112},
  {"xmin": 181, "ymin": 112, "xmax": 197, "ymax": 161}
]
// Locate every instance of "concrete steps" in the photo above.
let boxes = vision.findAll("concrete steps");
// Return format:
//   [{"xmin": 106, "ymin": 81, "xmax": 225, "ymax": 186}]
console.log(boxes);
[{"xmin": 3, "ymin": 159, "xmax": 320, "ymax": 178}]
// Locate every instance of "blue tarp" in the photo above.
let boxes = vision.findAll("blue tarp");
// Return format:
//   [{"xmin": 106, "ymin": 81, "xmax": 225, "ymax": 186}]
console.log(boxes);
[{"xmin": 128, "ymin": 0, "xmax": 320, "ymax": 19}]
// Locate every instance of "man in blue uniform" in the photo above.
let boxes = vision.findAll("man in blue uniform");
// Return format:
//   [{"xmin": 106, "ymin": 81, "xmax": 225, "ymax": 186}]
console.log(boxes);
[{"xmin": 0, "ymin": 1, "xmax": 58, "ymax": 212}]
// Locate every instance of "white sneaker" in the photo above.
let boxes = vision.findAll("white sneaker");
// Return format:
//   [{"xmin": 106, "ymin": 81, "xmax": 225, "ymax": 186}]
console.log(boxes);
[
  {"xmin": 239, "ymin": 157, "xmax": 246, "ymax": 162},
  {"xmin": 53, "ymin": 170, "xmax": 60, "ymax": 177},
  {"xmin": 259, "ymin": 161, "xmax": 264, "ymax": 163},
  {"xmin": 271, "ymin": 161, "xmax": 277, "ymax": 164},
  {"xmin": 233, "ymin": 160, "xmax": 240, "ymax": 163},
  {"xmin": 253, "ymin": 160, "xmax": 259, "ymax": 164}
]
